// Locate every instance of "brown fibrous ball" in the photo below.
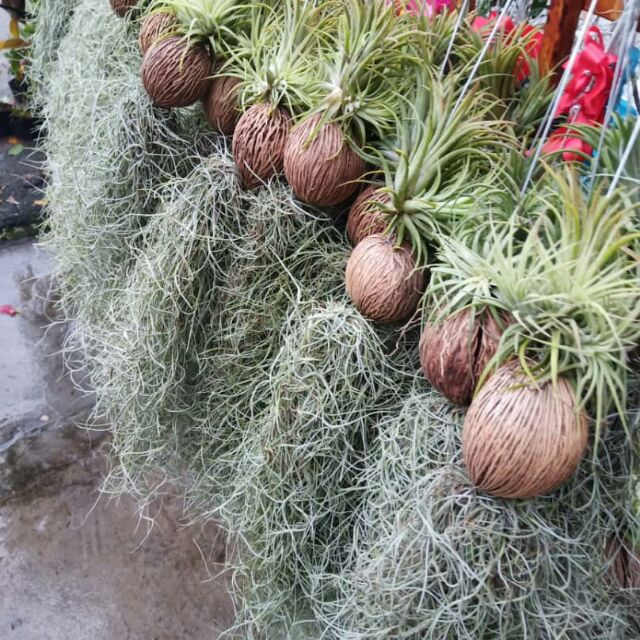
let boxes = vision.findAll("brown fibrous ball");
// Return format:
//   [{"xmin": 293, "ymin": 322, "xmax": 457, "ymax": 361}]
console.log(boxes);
[
  {"xmin": 284, "ymin": 114, "xmax": 366, "ymax": 208},
  {"xmin": 142, "ymin": 36, "xmax": 212, "ymax": 110},
  {"xmin": 232, "ymin": 103, "xmax": 292, "ymax": 189},
  {"xmin": 463, "ymin": 360, "xmax": 589, "ymax": 499},
  {"xmin": 346, "ymin": 185, "xmax": 390, "ymax": 246},
  {"xmin": 605, "ymin": 536, "xmax": 640, "ymax": 590},
  {"xmin": 111, "ymin": 0, "xmax": 137, "ymax": 18},
  {"xmin": 203, "ymin": 75, "xmax": 242, "ymax": 136},
  {"xmin": 139, "ymin": 12, "xmax": 177, "ymax": 55},
  {"xmin": 345, "ymin": 234, "xmax": 425, "ymax": 324},
  {"xmin": 419, "ymin": 309, "xmax": 505, "ymax": 405}
]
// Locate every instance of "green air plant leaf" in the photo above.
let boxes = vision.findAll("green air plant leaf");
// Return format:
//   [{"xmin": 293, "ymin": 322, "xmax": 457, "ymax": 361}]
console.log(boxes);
[{"xmin": 369, "ymin": 69, "xmax": 517, "ymax": 263}]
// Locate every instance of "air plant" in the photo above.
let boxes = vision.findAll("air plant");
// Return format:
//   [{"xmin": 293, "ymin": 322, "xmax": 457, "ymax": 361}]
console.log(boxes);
[
  {"xmin": 349, "ymin": 70, "xmax": 516, "ymax": 264},
  {"xmin": 230, "ymin": 0, "xmax": 324, "ymax": 189},
  {"xmin": 284, "ymin": 0, "xmax": 414, "ymax": 208},
  {"xmin": 152, "ymin": 0, "xmax": 252, "ymax": 59},
  {"xmin": 428, "ymin": 167, "xmax": 640, "ymax": 454},
  {"xmin": 574, "ymin": 114, "xmax": 640, "ymax": 203}
]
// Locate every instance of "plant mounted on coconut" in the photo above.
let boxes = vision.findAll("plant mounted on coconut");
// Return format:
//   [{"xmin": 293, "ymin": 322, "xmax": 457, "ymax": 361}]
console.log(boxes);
[
  {"xmin": 347, "ymin": 71, "xmax": 516, "ymax": 261},
  {"xmin": 284, "ymin": 0, "xmax": 414, "ymax": 208},
  {"xmin": 344, "ymin": 71, "xmax": 515, "ymax": 324},
  {"xmin": 228, "ymin": 0, "xmax": 325, "ymax": 189},
  {"xmin": 423, "ymin": 168, "xmax": 640, "ymax": 498},
  {"xmin": 152, "ymin": 0, "xmax": 252, "ymax": 59}
]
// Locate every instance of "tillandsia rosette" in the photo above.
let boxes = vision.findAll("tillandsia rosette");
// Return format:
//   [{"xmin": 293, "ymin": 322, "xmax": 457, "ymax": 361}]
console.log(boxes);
[
  {"xmin": 228, "ymin": 0, "xmax": 326, "ymax": 188},
  {"xmin": 283, "ymin": 0, "xmax": 416, "ymax": 209},
  {"xmin": 348, "ymin": 70, "xmax": 517, "ymax": 265},
  {"xmin": 421, "ymin": 167, "xmax": 640, "ymax": 497},
  {"xmin": 570, "ymin": 115, "xmax": 640, "ymax": 204}
]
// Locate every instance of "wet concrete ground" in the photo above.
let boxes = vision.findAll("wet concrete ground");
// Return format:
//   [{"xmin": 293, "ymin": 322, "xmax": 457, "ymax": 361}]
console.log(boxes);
[
  {"xmin": 0, "ymin": 10, "xmax": 10, "ymax": 102},
  {"xmin": 0, "ymin": 239, "xmax": 235, "ymax": 638}
]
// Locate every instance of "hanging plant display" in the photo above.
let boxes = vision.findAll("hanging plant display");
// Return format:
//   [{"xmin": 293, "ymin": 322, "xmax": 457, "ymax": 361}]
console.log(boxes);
[
  {"xmin": 36, "ymin": 0, "xmax": 640, "ymax": 636},
  {"xmin": 202, "ymin": 74, "xmax": 241, "ymax": 135},
  {"xmin": 345, "ymin": 234, "xmax": 425, "ymax": 323},
  {"xmin": 463, "ymin": 360, "xmax": 589, "ymax": 499},
  {"xmin": 142, "ymin": 35, "xmax": 211, "ymax": 109},
  {"xmin": 419, "ymin": 309, "xmax": 505, "ymax": 406},
  {"xmin": 138, "ymin": 11, "xmax": 177, "ymax": 54}
]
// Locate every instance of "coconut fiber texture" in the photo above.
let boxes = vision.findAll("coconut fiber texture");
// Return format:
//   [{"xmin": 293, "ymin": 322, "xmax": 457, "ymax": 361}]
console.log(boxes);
[{"xmin": 36, "ymin": 0, "xmax": 640, "ymax": 637}]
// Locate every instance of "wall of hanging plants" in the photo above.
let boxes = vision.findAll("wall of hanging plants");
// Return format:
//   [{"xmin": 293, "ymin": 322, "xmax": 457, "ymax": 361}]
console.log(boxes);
[{"xmin": 30, "ymin": 0, "xmax": 640, "ymax": 636}]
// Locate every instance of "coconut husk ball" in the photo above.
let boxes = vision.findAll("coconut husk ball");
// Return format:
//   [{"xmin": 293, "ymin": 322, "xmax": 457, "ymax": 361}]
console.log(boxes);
[
  {"xmin": 284, "ymin": 114, "xmax": 366, "ymax": 208},
  {"xmin": 463, "ymin": 360, "xmax": 588, "ymax": 499},
  {"xmin": 345, "ymin": 234, "xmax": 425, "ymax": 324},
  {"xmin": 142, "ymin": 36, "xmax": 211, "ymax": 110},
  {"xmin": 419, "ymin": 309, "xmax": 504, "ymax": 405},
  {"xmin": 138, "ymin": 12, "xmax": 177, "ymax": 55},
  {"xmin": 233, "ymin": 103, "xmax": 292, "ymax": 189},
  {"xmin": 203, "ymin": 75, "xmax": 242, "ymax": 136},
  {"xmin": 111, "ymin": 0, "xmax": 137, "ymax": 17},
  {"xmin": 346, "ymin": 186, "xmax": 390, "ymax": 246}
]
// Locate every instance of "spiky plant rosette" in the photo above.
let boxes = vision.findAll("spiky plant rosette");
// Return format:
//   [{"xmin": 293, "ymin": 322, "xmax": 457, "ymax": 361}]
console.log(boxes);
[
  {"xmin": 323, "ymin": 386, "xmax": 640, "ymax": 639},
  {"xmin": 427, "ymin": 168, "xmax": 640, "ymax": 435},
  {"xmin": 284, "ymin": 0, "xmax": 416, "ymax": 207},
  {"xmin": 357, "ymin": 70, "xmax": 517, "ymax": 263},
  {"xmin": 223, "ymin": 300, "xmax": 414, "ymax": 637},
  {"xmin": 571, "ymin": 115, "xmax": 640, "ymax": 204},
  {"xmin": 230, "ymin": 1, "xmax": 325, "ymax": 115}
]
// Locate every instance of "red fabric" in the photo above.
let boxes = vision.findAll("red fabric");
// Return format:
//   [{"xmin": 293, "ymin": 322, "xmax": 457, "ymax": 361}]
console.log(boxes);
[{"xmin": 542, "ymin": 27, "xmax": 617, "ymax": 161}]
